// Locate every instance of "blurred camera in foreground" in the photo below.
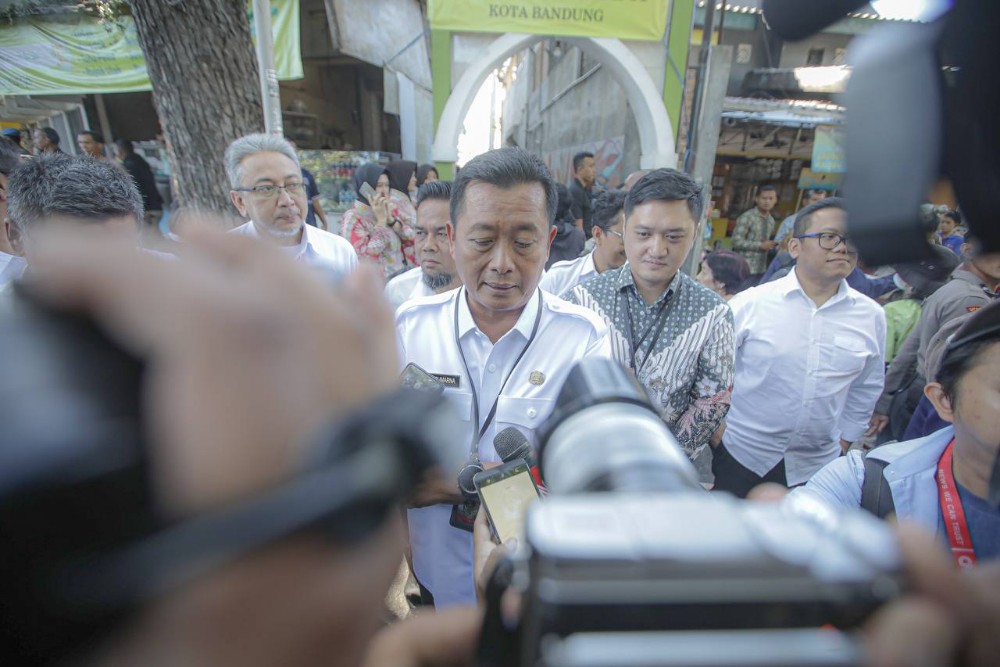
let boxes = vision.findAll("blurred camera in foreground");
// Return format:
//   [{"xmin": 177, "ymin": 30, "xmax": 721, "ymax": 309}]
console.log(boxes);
[{"xmin": 481, "ymin": 358, "xmax": 904, "ymax": 667}]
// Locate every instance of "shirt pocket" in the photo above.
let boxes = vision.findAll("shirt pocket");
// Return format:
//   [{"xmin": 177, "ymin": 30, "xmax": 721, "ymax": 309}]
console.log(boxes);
[
  {"xmin": 495, "ymin": 395, "xmax": 557, "ymax": 451},
  {"xmin": 817, "ymin": 334, "xmax": 867, "ymax": 379}
]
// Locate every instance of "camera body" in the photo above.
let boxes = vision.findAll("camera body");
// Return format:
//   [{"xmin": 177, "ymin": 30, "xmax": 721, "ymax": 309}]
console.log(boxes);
[
  {"xmin": 515, "ymin": 493, "xmax": 900, "ymax": 666},
  {"xmin": 480, "ymin": 359, "xmax": 903, "ymax": 667}
]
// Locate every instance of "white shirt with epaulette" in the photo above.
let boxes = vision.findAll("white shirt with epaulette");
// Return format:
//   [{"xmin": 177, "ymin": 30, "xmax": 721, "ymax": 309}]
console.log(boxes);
[
  {"xmin": 395, "ymin": 286, "xmax": 610, "ymax": 608},
  {"xmin": 385, "ymin": 266, "xmax": 436, "ymax": 311},
  {"xmin": 539, "ymin": 251, "xmax": 598, "ymax": 298}
]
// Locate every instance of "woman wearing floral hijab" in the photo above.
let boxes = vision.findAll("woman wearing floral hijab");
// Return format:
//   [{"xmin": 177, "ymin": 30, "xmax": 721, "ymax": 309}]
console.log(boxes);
[{"xmin": 339, "ymin": 163, "xmax": 415, "ymax": 280}]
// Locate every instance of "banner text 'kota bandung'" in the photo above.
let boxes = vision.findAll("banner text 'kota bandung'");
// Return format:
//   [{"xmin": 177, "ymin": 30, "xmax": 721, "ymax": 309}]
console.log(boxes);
[{"xmin": 428, "ymin": 0, "xmax": 670, "ymax": 42}]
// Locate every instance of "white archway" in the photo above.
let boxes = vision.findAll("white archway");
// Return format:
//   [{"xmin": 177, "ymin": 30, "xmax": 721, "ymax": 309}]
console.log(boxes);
[{"xmin": 433, "ymin": 34, "xmax": 676, "ymax": 169}]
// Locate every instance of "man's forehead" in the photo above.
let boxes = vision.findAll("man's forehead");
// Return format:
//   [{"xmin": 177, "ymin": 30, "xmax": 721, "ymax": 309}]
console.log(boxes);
[
  {"xmin": 627, "ymin": 199, "xmax": 695, "ymax": 227},
  {"xmin": 416, "ymin": 200, "xmax": 450, "ymax": 226},
  {"xmin": 240, "ymin": 152, "xmax": 300, "ymax": 183},
  {"xmin": 458, "ymin": 183, "xmax": 548, "ymax": 228},
  {"xmin": 804, "ymin": 207, "xmax": 846, "ymax": 232}
]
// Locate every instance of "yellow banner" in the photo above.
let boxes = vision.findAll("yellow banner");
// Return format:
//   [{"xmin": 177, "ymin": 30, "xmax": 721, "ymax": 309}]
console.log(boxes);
[
  {"xmin": 428, "ymin": 0, "xmax": 670, "ymax": 41},
  {"xmin": 0, "ymin": 0, "xmax": 302, "ymax": 96}
]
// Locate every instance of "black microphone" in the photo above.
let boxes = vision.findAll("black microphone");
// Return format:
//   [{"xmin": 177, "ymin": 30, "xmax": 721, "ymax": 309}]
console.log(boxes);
[
  {"xmin": 494, "ymin": 426, "xmax": 543, "ymax": 488},
  {"xmin": 762, "ymin": 0, "xmax": 869, "ymax": 41}
]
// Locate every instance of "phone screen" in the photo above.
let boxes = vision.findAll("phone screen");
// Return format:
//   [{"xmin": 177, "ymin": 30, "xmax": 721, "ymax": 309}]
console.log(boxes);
[
  {"xmin": 360, "ymin": 181, "xmax": 377, "ymax": 202},
  {"xmin": 477, "ymin": 462, "xmax": 540, "ymax": 543},
  {"xmin": 400, "ymin": 362, "xmax": 444, "ymax": 394}
]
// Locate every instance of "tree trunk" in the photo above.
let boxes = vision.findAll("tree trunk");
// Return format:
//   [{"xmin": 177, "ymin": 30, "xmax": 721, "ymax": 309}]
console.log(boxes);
[{"xmin": 129, "ymin": 0, "xmax": 263, "ymax": 223}]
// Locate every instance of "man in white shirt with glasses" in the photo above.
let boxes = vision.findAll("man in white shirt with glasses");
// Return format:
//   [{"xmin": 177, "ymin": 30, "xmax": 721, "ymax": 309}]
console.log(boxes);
[
  {"xmin": 226, "ymin": 134, "xmax": 356, "ymax": 277},
  {"xmin": 716, "ymin": 197, "xmax": 886, "ymax": 497},
  {"xmin": 541, "ymin": 189, "xmax": 628, "ymax": 299}
]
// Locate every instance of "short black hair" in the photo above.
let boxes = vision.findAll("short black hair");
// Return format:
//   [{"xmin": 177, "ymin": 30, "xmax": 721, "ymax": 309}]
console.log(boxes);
[
  {"xmin": 78, "ymin": 129, "xmax": 105, "ymax": 144},
  {"xmin": 572, "ymin": 151, "xmax": 594, "ymax": 172},
  {"xmin": 942, "ymin": 209, "xmax": 962, "ymax": 226},
  {"xmin": 591, "ymin": 189, "xmax": 627, "ymax": 232},
  {"xmin": 792, "ymin": 196, "xmax": 846, "ymax": 237},
  {"xmin": 624, "ymin": 168, "xmax": 703, "ymax": 223},
  {"xmin": 451, "ymin": 147, "xmax": 557, "ymax": 226},
  {"xmin": 757, "ymin": 185, "xmax": 777, "ymax": 195},
  {"xmin": 415, "ymin": 179, "xmax": 452, "ymax": 209},
  {"xmin": 0, "ymin": 140, "xmax": 21, "ymax": 177},
  {"xmin": 7, "ymin": 153, "xmax": 143, "ymax": 231},
  {"xmin": 114, "ymin": 138, "xmax": 134, "ymax": 154},
  {"xmin": 38, "ymin": 127, "xmax": 60, "ymax": 146}
]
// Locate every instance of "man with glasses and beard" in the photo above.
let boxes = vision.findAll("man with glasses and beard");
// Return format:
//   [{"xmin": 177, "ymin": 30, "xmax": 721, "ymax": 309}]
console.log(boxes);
[
  {"xmin": 715, "ymin": 198, "xmax": 886, "ymax": 497},
  {"xmin": 226, "ymin": 134, "xmax": 357, "ymax": 276},
  {"xmin": 384, "ymin": 180, "xmax": 461, "ymax": 310}
]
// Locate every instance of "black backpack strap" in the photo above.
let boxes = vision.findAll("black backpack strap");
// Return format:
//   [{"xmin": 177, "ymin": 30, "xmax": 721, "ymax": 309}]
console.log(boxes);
[{"xmin": 860, "ymin": 455, "xmax": 896, "ymax": 519}]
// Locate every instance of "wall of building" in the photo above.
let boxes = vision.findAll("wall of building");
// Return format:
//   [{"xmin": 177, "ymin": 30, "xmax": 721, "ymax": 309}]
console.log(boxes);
[
  {"xmin": 503, "ymin": 43, "xmax": 640, "ymax": 187},
  {"xmin": 778, "ymin": 32, "xmax": 852, "ymax": 68}
]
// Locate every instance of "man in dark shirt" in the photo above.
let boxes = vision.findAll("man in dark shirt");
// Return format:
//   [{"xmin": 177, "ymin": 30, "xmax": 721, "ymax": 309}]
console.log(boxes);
[
  {"xmin": 115, "ymin": 139, "xmax": 163, "ymax": 225},
  {"xmin": 569, "ymin": 150, "xmax": 596, "ymax": 238}
]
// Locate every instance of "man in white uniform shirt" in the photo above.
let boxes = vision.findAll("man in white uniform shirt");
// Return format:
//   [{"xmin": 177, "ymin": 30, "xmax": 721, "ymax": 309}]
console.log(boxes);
[
  {"xmin": 384, "ymin": 180, "xmax": 461, "ymax": 310},
  {"xmin": 540, "ymin": 189, "xmax": 627, "ymax": 298},
  {"xmin": 717, "ymin": 198, "xmax": 886, "ymax": 497},
  {"xmin": 396, "ymin": 147, "xmax": 610, "ymax": 608},
  {"xmin": 225, "ymin": 134, "xmax": 357, "ymax": 277}
]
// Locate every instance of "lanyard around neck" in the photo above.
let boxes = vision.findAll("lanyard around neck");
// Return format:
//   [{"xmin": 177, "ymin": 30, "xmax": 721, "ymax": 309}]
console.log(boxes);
[
  {"xmin": 453, "ymin": 289, "xmax": 544, "ymax": 461},
  {"xmin": 937, "ymin": 440, "xmax": 977, "ymax": 569},
  {"xmin": 615, "ymin": 270, "xmax": 675, "ymax": 375}
]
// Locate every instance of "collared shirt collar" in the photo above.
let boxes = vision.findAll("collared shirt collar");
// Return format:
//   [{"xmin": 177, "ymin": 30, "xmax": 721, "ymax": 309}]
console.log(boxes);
[
  {"xmin": 616, "ymin": 262, "xmax": 681, "ymax": 307},
  {"xmin": 244, "ymin": 219, "xmax": 311, "ymax": 257},
  {"xmin": 952, "ymin": 267, "xmax": 997, "ymax": 294},
  {"xmin": 456, "ymin": 286, "xmax": 542, "ymax": 341},
  {"xmin": 778, "ymin": 266, "xmax": 852, "ymax": 307}
]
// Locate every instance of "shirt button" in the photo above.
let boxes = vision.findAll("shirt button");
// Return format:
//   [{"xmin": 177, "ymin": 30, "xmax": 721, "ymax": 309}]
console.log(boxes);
[
  {"xmin": 487, "ymin": 363, "xmax": 497, "ymax": 373},
  {"xmin": 527, "ymin": 408, "xmax": 537, "ymax": 419}
]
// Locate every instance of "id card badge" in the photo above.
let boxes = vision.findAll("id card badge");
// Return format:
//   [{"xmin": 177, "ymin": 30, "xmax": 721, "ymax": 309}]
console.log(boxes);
[{"xmin": 449, "ymin": 498, "xmax": 479, "ymax": 532}]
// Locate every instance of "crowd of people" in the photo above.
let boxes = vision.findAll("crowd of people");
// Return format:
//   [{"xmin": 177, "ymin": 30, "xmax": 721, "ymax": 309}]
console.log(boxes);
[{"xmin": 0, "ymin": 128, "xmax": 997, "ymax": 666}]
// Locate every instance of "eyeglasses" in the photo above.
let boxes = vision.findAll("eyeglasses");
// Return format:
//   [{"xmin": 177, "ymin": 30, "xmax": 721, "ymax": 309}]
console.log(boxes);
[
  {"xmin": 605, "ymin": 229, "xmax": 624, "ymax": 240},
  {"xmin": 796, "ymin": 231, "xmax": 857, "ymax": 253},
  {"xmin": 234, "ymin": 182, "xmax": 307, "ymax": 200}
]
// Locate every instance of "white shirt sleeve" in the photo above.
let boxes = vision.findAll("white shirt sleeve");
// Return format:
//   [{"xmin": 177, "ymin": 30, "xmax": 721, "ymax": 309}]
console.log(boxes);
[{"xmin": 838, "ymin": 309, "xmax": 887, "ymax": 442}]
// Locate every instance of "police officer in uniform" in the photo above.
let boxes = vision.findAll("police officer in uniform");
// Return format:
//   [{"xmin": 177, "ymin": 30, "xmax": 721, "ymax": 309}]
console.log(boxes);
[{"xmin": 396, "ymin": 148, "xmax": 610, "ymax": 608}]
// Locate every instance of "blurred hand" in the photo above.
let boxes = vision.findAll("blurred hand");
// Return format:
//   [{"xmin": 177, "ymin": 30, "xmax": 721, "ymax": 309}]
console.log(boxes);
[
  {"xmin": 759, "ymin": 240, "xmax": 778, "ymax": 251},
  {"xmin": 864, "ymin": 525, "xmax": 1000, "ymax": 667},
  {"xmin": 362, "ymin": 608, "xmax": 480, "ymax": 667},
  {"xmin": 409, "ymin": 467, "xmax": 464, "ymax": 508},
  {"xmin": 371, "ymin": 193, "xmax": 391, "ymax": 226},
  {"xmin": 27, "ymin": 225, "xmax": 399, "ymax": 515},
  {"xmin": 867, "ymin": 414, "xmax": 890, "ymax": 437},
  {"xmin": 26, "ymin": 225, "xmax": 406, "ymax": 666},
  {"xmin": 473, "ymin": 504, "xmax": 516, "ymax": 603}
]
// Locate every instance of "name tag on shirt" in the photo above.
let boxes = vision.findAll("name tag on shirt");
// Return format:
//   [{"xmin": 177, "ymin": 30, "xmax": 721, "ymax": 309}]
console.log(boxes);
[{"xmin": 431, "ymin": 373, "xmax": 461, "ymax": 388}]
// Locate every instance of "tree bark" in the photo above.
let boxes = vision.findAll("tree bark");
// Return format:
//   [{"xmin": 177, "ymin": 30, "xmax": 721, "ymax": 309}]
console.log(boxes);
[{"xmin": 128, "ymin": 0, "xmax": 263, "ymax": 223}]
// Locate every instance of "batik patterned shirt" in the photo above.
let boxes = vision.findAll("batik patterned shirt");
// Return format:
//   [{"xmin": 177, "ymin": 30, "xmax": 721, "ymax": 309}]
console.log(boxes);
[
  {"xmin": 731, "ymin": 207, "xmax": 776, "ymax": 274},
  {"xmin": 565, "ymin": 264, "xmax": 735, "ymax": 458}
]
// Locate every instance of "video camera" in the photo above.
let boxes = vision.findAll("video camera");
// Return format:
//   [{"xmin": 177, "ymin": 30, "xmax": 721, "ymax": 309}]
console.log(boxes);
[
  {"xmin": 477, "ymin": 358, "xmax": 903, "ymax": 667},
  {"xmin": 0, "ymin": 287, "xmax": 463, "ymax": 663}
]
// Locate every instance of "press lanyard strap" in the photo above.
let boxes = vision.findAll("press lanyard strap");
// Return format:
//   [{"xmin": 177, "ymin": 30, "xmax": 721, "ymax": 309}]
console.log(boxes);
[
  {"xmin": 454, "ymin": 289, "xmax": 544, "ymax": 461},
  {"xmin": 937, "ymin": 439, "xmax": 977, "ymax": 569},
  {"xmin": 620, "ymin": 280, "xmax": 674, "ymax": 375}
]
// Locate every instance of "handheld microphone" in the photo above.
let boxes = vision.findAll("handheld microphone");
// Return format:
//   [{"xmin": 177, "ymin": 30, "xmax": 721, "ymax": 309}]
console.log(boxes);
[{"xmin": 494, "ymin": 426, "xmax": 544, "ymax": 489}]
